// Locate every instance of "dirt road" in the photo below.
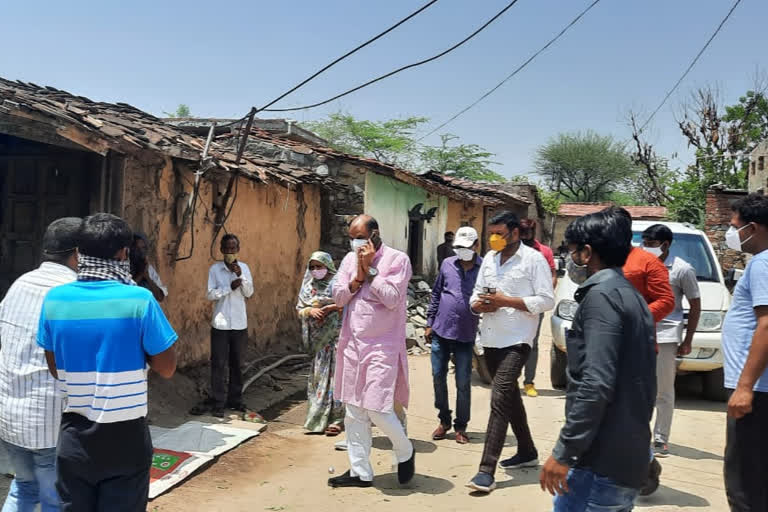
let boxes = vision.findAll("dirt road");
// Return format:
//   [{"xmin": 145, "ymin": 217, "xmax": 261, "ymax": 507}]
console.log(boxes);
[{"xmin": 150, "ymin": 324, "xmax": 728, "ymax": 512}]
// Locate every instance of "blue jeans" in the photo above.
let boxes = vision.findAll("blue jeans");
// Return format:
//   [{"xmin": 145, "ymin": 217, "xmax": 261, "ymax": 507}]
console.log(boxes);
[
  {"xmin": 0, "ymin": 439, "xmax": 59, "ymax": 512},
  {"xmin": 430, "ymin": 335, "xmax": 473, "ymax": 431},
  {"xmin": 553, "ymin": 468, "xmax": 638, "ymax": 512}
]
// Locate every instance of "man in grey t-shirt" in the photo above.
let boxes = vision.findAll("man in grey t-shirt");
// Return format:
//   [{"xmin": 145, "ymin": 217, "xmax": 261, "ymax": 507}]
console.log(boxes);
[{"xmin": 642, "ymin": 225, "xmax": 701, "ymax": 457}]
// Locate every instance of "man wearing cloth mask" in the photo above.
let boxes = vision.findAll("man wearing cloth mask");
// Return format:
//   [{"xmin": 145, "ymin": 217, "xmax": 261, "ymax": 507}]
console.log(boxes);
[
  {"xmin": 467, "ymin": 211, "xmax": 554, "ymax": 494},
  {"xmin": 38, "ymin": 213, "xmax": 177, "ymax": 511},
  {"xmin": 721, "ymin": 194, "xmax": 768, "ymax": 511},
  {"xmin": 566, "ymin": 207, "xmax": 673, "ymax": 496},
  {"xmin": 540, "ymin": 208, "xmax": 655, "ymax": 511},
  {"xmin": 191, "ymin": 234, "xmax": 254, "ymax": 418},
  {"xmin": 519, "ymin": 218, "xmax": 558, "ymax": 398},
  {"xmin": 642, "ymin": 224, "xmax": 701, "ymax": 458},
  {"xmin": 328, "ymin": 215, "xmax": 415, "ymax": 489},
  {"xmin": 0, "ymin": 217, "xmax": 81, "ymax": 511},
  {"xmin": 425, "ymin": 226, "xmax": 482, "ymax": 445}
]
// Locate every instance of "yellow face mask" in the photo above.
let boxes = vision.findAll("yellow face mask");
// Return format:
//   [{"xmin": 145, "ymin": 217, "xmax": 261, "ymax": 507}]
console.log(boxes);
[
  {"xmin": 223, "ymin": 253, "xmax": 238, "ymax": 265},
  {"xmin": 489, "ymin": 234, "xmax": 508, "ymax": 252}
]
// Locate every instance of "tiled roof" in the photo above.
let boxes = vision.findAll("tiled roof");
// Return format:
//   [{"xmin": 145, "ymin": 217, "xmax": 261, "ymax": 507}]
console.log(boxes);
[
  {"xmin": 422, "ymin": 172, "xmax": 530, "ymax": 205},
  {"xmin": 558, "ymin": 202, "xmax": 668, "ymax": 218},
  {"xmin": 0, "ymin": 78, "xmax": 329, "ymax": 188},
  {"xmin": 234, "ymin": 129, "xmax": 529, "ymax": 206}
]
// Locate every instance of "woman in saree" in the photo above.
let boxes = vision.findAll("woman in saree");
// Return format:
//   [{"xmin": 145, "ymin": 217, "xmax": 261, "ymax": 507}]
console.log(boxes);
[{"xmin": 296, "ymin": 251, "xmax": 345, "ymax": 436}]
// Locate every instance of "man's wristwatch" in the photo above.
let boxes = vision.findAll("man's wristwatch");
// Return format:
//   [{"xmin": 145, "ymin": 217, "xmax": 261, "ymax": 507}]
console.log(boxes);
[{"xmin": 367, "ymin": 267, "xmax": 379, "ymax": 280}]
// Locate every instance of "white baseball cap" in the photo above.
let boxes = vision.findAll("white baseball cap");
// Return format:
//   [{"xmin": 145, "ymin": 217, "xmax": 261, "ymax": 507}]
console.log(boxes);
[{"xmin": 453, "ymin": 226, "xmax": 478, "ymax": 248}]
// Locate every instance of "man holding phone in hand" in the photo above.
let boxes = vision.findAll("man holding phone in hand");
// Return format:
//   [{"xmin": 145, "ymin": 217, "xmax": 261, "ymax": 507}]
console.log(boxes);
[
  {"xmin": 191, "ymin": 234, "xmax": 254, "ymax": 418},
  {"xmin": 467, "ymin": 211, "xmax": 554, "ymax": 494},
  {"xmin": 328, "ymin": 215, "xmax": 415, "ymax": 489}
]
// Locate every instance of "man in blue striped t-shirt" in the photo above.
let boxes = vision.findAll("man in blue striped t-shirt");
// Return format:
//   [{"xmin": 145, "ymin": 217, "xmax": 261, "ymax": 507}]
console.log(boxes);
[{"xmin": 38, "ymin": 213, "xmax": 177, "ymax": 512}]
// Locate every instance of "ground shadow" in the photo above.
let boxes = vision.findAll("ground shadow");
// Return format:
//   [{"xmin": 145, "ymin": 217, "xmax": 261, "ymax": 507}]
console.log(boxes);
[
  {"xmin": 636, "ymin": 484, "xmax": 711, "ymax": 508},
  {"xmin": 372, "ymin": 473, "xmax": 455, "ymax": 496},
  {"xmin": 463, "ymin": 432, "xmax": 518, "ymax": 447},
  {"xmin": 372, "ymin": 436, "xmax": 437, "ymax": 454},
  {"xmin": 668, "ymin": 443, "xmax": 724, "ymax": 461},
  {"xmin": 471, "ymin": 374, "xmax": 492, "ymax": 389},
  {"xmin": 468, "ymin": 467, "xmax": 541, "ymax": 497},
  {"xmin": 674, "ymin": 398, "xmax": 727, "ymax": 413},
  {"xmin": 531, "ymin": 388, "xmax": 566, "ymax": 398}
]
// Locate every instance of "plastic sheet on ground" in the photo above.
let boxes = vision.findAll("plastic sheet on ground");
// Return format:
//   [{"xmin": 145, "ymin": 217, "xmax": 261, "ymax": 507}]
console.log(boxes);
[{"xmin": 149, "ymin": 420, "xmax": 266, "ymax": 499}]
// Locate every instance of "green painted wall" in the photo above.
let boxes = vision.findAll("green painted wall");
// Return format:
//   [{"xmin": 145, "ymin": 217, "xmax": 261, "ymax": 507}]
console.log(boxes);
[{"xmin": 364, "ymin": 172, "xmax": 448, "ymax": 280}]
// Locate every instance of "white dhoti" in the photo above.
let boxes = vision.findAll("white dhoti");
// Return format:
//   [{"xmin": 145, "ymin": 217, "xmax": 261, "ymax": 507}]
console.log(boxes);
[{"xmin": 345, "ymin": 404, "xmax": 413, "ymax": 482}]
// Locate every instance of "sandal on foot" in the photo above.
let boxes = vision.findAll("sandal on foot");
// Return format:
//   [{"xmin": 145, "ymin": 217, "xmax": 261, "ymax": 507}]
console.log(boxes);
[{"xmin": 325, "ymin": 425, "xmax": 343, "ymax": 437}]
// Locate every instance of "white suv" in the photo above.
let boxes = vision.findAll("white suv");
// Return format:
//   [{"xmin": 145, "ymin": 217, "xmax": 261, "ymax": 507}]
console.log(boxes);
[{"xmin": 549, "ymin": 221, "xmax": 731, "ymax": 401}]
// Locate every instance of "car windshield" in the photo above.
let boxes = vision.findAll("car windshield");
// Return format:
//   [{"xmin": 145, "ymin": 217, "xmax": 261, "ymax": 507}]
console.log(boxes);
[{"xmin": 632, "ymin": 232, "xmax": 720, "ymax": 282}]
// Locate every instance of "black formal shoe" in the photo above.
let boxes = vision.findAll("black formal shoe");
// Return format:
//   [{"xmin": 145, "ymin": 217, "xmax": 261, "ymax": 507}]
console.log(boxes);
[
  {"xmin": 640, "ymin": 458, "xmax": 662, "ymax": 496},
  {"xmin": 328, "ymin": 470, "xmax": 372, "ymax": 488},
  {"xmin": 398, "ymin": 450, "xmax": 415, "ymax": 485}
]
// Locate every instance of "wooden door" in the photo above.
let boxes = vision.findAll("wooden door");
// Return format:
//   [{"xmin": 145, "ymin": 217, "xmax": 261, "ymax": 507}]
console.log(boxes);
[{"xmin": 0, "ymin": 156, "xmax": 86, "ymax": 298}]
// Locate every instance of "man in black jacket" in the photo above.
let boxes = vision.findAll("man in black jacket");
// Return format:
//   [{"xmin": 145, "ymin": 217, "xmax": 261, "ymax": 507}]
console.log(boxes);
[{"xmin": 540, "ymin": 208, "xmax": 656, "ymax": 510}]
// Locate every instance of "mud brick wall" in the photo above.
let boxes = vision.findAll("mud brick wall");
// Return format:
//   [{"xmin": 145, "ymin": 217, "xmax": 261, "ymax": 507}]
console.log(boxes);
[{"xmin": 705, "ymin": 186, "xmax": 748, "ymax": 272}]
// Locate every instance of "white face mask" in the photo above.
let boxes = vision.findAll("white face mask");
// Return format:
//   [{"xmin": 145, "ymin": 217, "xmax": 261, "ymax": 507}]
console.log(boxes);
[
  {"xmin": 350, "ymin": 238, "xmax": 368, "ymax": 252},
  {"xmin": 726, "ymin": 224, "xmax": 753, "ymax": 252},
  {"xmin": 454, "ymin": 248, "xmax": 475, "ymax": 261},
  {"xmin": 310, "ymin": 268, "xmax": 328, "ymax": 280},
  {"xmin": 642, "ymin": 246, "xmax": 663, "ymax": 258}
]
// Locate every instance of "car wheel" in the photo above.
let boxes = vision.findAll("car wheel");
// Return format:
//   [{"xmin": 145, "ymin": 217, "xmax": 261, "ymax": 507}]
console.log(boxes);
[
  {"xmin": 550, "ymin": 345, "xmax": 568, "ymax": 389},
  {"xmin": 474, "ymin": 353, "xmax": 493, "ymax": 385},
  {"xmin": 703, "ymin": 368, "xmax": 728, "ymax": 402}
]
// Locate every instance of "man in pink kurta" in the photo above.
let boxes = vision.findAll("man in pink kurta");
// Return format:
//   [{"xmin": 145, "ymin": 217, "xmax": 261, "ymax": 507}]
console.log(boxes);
[{"xmin": 327, "ymin": 215, "xmax": 415, "ymax": 489}]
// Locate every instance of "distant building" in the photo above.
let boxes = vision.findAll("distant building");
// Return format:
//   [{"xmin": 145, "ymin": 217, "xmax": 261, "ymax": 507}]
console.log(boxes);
[
  {"xmin": 748, "ymin": 139, "xmax": 768, "ymax": 194},
  {"xmin": 552, "ymin": 203, "xmax": 668, "ymax": 247}
]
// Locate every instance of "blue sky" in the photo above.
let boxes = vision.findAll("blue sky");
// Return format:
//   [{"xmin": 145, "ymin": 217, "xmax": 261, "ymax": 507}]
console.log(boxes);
[{"xmin": 1, "ymin": 0, "xmax": 764, "ymax": 179}]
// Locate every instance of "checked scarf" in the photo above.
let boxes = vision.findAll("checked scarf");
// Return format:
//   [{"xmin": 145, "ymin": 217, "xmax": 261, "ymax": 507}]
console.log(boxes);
[{"xmin": 77, "ymin": 254, "xmax": 136, "ymax": 285}]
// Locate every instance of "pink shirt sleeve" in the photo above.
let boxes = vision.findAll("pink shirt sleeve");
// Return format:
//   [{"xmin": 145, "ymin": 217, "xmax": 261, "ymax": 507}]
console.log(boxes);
[
  {"xmin": 369, "ymin": 253, "xmax": 413, "ymax": 310},
  {"xmin": 333, "ymin": 252, "xmax": 358, "ymax": 307}
]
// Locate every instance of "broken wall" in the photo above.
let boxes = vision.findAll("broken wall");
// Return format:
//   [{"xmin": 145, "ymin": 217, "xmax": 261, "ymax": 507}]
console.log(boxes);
[
  {"xmin": 122, "ymin": 156, "xmax": 322, "ymax": 367},
  {"xmin": 705, "ymin": 186, "xmax": 748, "ymax": 272},
  {"xmin": 446, "ymin": 200, "xmax": 485, "ymax": 239}
]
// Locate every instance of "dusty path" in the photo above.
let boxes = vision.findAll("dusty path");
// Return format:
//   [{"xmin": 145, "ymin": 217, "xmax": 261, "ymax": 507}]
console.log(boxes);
[{"xmin": 150, "ymin": 324, "xmax": 728, "ymax": 512}]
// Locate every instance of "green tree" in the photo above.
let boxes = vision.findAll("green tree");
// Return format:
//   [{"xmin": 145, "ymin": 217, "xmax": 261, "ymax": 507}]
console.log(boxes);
[
  {"xmin": 303, "ymin": 112, "xmax": 427, "ymax": 168},
  {"xmin": 163, "ymin": 104, "xmax": 192, "ymax": 118},
  {"xmin": 535, "ymin": 131, "xmax": 639, "ymax": 202},
  {"xmin": 668, "ymin": 85, "xmax": 768, "ymax": 224},
  {"xmin": 420, "ymin": 134, "xmax": 504, "ymax": 182}
]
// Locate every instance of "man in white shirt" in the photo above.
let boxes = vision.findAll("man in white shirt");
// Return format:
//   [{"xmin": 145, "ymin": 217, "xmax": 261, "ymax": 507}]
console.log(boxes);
[
  {"xmin": 0, "ymin": 217, "xmax": 81, "ymax": 511},
  {"xmin": 466, "ymin": 211, "xmax": 555, "ymax": 494},
  {"xmin": 191, "ymin": 234, "xmax": 254, "ymax": 418},
  {"xmin": 641, "ymin": 224, "xmax": 701, "ymax": 458}
]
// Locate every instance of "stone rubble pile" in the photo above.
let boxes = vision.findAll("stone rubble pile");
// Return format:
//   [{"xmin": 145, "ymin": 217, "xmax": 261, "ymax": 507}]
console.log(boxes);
[{"xmin": 406, "ymin": 279, "xmax": 432, "ymax": 355}]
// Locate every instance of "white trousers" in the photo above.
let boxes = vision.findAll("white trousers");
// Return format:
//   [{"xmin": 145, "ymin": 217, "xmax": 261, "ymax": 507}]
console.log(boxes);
[
  {"xmin": 654, "ymin": 343, "xmax": 678, "ymax": 444},
  {"xmin": 345, "ymin": 404, "xmax": 414, "ymax": 482}
]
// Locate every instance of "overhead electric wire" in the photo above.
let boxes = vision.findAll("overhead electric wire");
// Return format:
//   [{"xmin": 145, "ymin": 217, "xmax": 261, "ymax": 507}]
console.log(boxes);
[
  {"xmin": 200, "ymin": 2, "xmax": 443, "ymax": 257},
  {"xmin": 258, "ymin": 0, "xmax": 440, "ymax": 113},
  {"xmin": 261, "ymin": 0, "xmax": 522, "ymax": 113},
  {"xmin": 639, "ymin": 0, "xmax": 742, "ymax": 132},
  {"xmin": 218, "ymin": 0, "xmax": 441, "ymax": 130},
  {"xmin": 417, "ymin": 0, "xmax": 601, "ymax": 142}
]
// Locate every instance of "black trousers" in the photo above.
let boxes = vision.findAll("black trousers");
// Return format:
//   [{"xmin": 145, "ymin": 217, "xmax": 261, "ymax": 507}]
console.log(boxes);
[
  {"xmin": 725, "ymin": 391, "xmax": 768, "ymax": 511},
  {"xmin": 211, "ymin": 328, "xmax": 248, "ymax": 407},
  {"xmin": 57, "ymin": 413, "xmax": 152, "ymax": 512},
  {"xmin": 479, "ymin": 344, "xmax": 536, "ymax": 476}
]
